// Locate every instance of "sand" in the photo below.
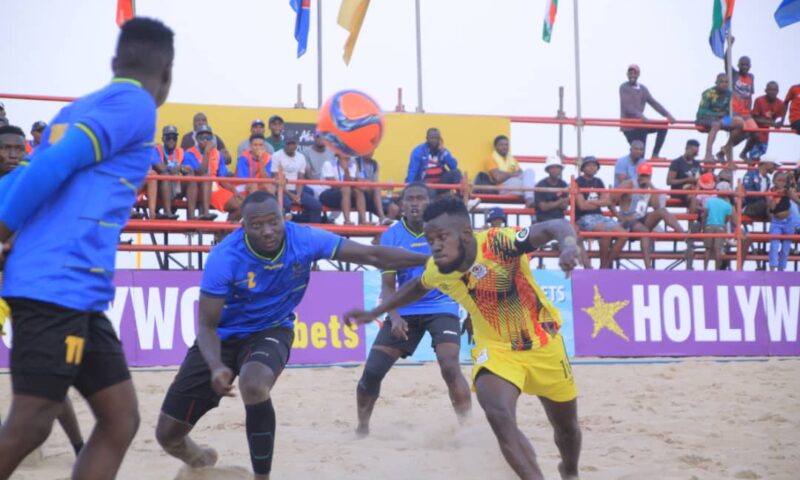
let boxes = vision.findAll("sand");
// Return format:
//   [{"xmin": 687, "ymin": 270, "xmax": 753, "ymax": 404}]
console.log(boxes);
[{"xmin": 2, "ymin": 358, "xmax": 799, "ymax": 480}]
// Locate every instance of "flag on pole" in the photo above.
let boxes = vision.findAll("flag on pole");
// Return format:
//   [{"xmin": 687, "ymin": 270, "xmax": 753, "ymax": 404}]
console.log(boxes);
[
  {"xmin": 775, "ymin": 0, "xmax": 800, "ymax": 27},
  {"xmin": 116, "ymin": 0, "xmax": 135, "ymax": 26},
  {"xmin": 290, "ymin": 0, "xmax": 311, "ymax": 57},
  {"xmin": 542, "ymin": 0, "xmax": 558, "ymax": 43},
  {"xmin": 709, "ymin": 0, "xmax": 735, "ymax": 58},
  {"xmin": 338, "ymin": 0, "xmax": 371, "ymax": 65}
]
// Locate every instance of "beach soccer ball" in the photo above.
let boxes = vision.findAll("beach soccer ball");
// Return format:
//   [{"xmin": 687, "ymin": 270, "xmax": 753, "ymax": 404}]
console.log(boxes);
[{"xmin": 317, "ymin": 90, "xmax": 384, "ymax": 157}]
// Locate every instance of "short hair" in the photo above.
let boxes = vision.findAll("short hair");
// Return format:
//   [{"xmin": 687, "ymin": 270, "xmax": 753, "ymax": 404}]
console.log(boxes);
[
  {"xmin": 716, "ymin": 72, "xmax": 728, "ymax": 80},
  {"xmin": 115, "ymin": 17, "xmax": 174, "ymax": 76},
  {"xmin": 401, "ymin": 181, "xmax": 431, "ymax": 201},
  {"xmin": 0, "ymin": 125, "xmax": 25, "ymax": 139},
  {"xmin": 422, "ymin": 195, "xmax": 469, "ymax": 223},
  {"xmin": 494, "ymin": 135, "xmax": 509, "ymax": 147},
  {"xmin": 766, "ymin": 80, "xmax": 779, "ymax": 89},
  {"xmin": 249, "ymin": 133, "xmax": 266, "ymax": 143},
  {"xmin": 242, "ymin": 191, "xmax": 278, "ymax": 211},
  {"xmin": 426, "ymin": 127, "xmax": 440, "ymax": 136},
  {"xmin": 686, "ymin": 139, "xmax": 700, "ymax": 147}
]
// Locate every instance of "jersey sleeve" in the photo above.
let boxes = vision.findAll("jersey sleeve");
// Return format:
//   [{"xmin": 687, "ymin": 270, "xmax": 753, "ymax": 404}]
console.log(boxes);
[
  {"xmin": 200, "ymin": 247, "xmax": 234, "ymax": 297},
  {"xmin": 306, "ymin": 226, "xmax": 345, "ymax": 261},
  {"xmin": 419, "ymin": 257, "xmax": 443, "ymax": 290}
]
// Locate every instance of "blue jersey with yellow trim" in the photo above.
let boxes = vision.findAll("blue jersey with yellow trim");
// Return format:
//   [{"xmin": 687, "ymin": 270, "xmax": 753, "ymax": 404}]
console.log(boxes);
[
  {"xmin": 201, "ymin": 223, "xmax": 344, "ymax": 340},
  {"xmin": 380, "ymin": 219, "xmax": 458, "ymax": 316},
  {"xmin": 2, "ymin": 78, "xmax": 156, "ymax": 311}
]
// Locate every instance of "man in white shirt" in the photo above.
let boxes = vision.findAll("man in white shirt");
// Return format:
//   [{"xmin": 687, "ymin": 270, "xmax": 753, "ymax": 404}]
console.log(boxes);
[
  {"xmin": 270, "ymin": 133, "xmax": 321, "ymax": 223},
  {"xmin": 319, "ymin": 154, "xmax": 366, "ymax": 225}
]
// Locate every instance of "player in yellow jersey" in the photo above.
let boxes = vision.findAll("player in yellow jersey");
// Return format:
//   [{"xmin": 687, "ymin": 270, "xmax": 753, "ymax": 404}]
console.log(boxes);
[{"xmin": 345, "ymin": 196, "xmax": 581, "ymax": 480}]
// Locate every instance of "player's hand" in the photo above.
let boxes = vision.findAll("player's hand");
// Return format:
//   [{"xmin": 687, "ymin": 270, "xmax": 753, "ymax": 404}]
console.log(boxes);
[
  {"xmin": 210, "ymin": 366, "xmax": 236, "ymax": 397},
  {"xmin": 343, "ymin": 309, "xmax": 377, "ymax": 328},
  {"xmin": 203, "ymin": 141, "xmax": 215, "ymax": 155},
  {"xmin": 390, "ymin": 315, "xmax": 409, "ymax": 341},
  {"xmin": 559, "ymin": 245, "xmax": 580, "ymax": 278}
]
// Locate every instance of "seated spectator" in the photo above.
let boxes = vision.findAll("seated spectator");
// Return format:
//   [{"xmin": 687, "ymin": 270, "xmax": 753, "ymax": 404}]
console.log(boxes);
[
  {"xmin": 484, "ymin": 135, "xmax": 535, "ymax": 209},
  {"xmin": 319, "ymin": 154, "xmax": 361, "ymax": 225},
  {"xmin": 613, "ymin": 162, "xmax": 688, "ymax": 269},
  {"xmin": 534, "ymin": 157, "xmax": 568, "ymax": 222},
  {"xmin": 619, "ymin": 64, "xmax": 675, "ymax": 158},
  {"xmin": 699, "ymin": 180, "xmax": 733, "ymax": 271},
  {"xmin": 779, "ymin": 83, "xmax": 800, "ymax": 134},
  {"xmin": 303, "ymin": 132, "xmax": 336, "ymax": 197},
  {"xmin": 726, "ymin": 55, "xmax": 757, "ymax": 153},
  {"xmin": 485, "ymin": 207, "xmax": 506, "ymax": 228},
  {"xmin": 767, "ymin": 172, "xmax": 799, "ymax": 272},
  {"xmin": 741, "ymin": 81, "xmax": 785, "ymax": 161},
  {"xmin": 26, "ymin": 121, "xmax": 46, "ymax": 154},
  {"xmin": 405, "ymin": 128, "xmax": 462, "ymax": 197},
  {"xmin": 614, "ymin": 140, "xmax": 646, "ymax": 187},
  {"xmin": 695, "ymin": 73, "xmax": 745, "ymax": 163},
  {"xmin": 667, "ymin": 139, "xmax": 702, "ymax": 205},
  {"xmin": 236, "ymin": 134, "xmax": 273, "ymax": 195},
  {"xmin": 575, "ymin": 156, "xmax": 626, "ymax": 269},
  {"xmin": 148, "ymin": 125, "xmax": 187, "ymax": 220},
  {"xmin": 180, "ymin": 112, "xmax": 232, "ymax": 164},
  {"xmin": 266, "ymin": 115, "xmax": 285, "ymax": 153},
  {"xmin": 742, "ymin": 157, "xmax": 778, "ymax": 220},
  {"xmin": 355, "ymin": 154, "xmax": 390, "ymax": 224},
  {"xmin": 271, "ymin": 133, "xmax": 322, "ymax": 223},
  {"xmin": 236, "ymin": 119, "xmax": 266, "ymax": 159},
  {"xmin": 183, "ymin": 125, "xmax": 242, "ymax": 221},
  {"xmin": 0, "ymin": 125, "xmax": 26, "ymax": 178}
]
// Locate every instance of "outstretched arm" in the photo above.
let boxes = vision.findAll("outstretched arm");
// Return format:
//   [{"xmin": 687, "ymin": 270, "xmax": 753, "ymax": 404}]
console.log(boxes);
[
  {"xmin": 336, "ymin": 239, "xmax": 428, "ymax": 270},
  {"xmin": 196, "ymin": 293, "xmax": 235, "ymax": 397},
  {"xmin": 522, "ymin": 219, "xmax": 580, "ymax": 275},
  {"xmin": 344, "ymin": 277, "xmax": 430, "ymax": 327}
]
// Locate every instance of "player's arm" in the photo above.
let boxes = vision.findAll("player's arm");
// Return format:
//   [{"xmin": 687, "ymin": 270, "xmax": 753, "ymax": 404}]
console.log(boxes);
[
  {"xmin": 196, "ymin": 293, "xmax": 235, "ymax": 397},
  {"xmin": 336, "ymin": 240, "xmax": 428, "ymax": 270},
  {"xmin": 518, "ymin": 219, "xmax": 580, "ymax": 276},
  {"xmin": 381, "ymin": 271, "xmax": 409, "ymax": 340},
  {"xmin": 344, "ymin": 277, "xmax": 430, "ymax": 327}
]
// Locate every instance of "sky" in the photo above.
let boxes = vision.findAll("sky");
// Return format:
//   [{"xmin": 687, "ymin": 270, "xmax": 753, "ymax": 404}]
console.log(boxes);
[{"xmin": 2, "ymin": 0, "xmax": 799, "ymax": 172}]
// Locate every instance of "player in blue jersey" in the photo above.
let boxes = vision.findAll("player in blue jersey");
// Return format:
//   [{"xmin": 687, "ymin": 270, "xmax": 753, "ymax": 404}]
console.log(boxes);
[
  {"xmin": 355, "ymin": 183, "xmax": 471, "ymax": 437},
  {"xmin": 155, "ymin": 191, "xmax": 428, "ymax": 479},
  {"xmin": 0, "ymin": 18, "xmax": 174, "ymax": 479}
]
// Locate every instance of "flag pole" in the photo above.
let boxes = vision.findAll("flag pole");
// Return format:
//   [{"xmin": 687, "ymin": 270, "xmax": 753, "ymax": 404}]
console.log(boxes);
[
  {"xmin": 414, "ymin": 0, "xmax": 425, "ymax": 113},
  {"xmin": 725, "ymin": 27, "xmax": 733, "ymax": 118},
  {"xmin": 573, "ymin": 0, "xmax": 583, "ymax": 166},
  {"xmin": 317, "ymin": 0, "xmax": 323, "ymax": 108}
]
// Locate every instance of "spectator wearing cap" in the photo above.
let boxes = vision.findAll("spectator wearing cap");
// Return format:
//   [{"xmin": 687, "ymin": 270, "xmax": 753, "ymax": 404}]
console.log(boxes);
[
  {"xmin": 180, "ymin": 112, "xmax": 232, "ymax": 164},
  {"xmin": 741, "ymin": 82, "xmax": 785, "ymax": 161},
  {"xmin": 485, "ymin": 207, "xmax": 506, "ymax": 228},
  {"xmin": 266, "ymin": 115, "xmax": 285, "ymax": 153},
  {"xmin": 614, "ymin": 140, "xmax": 646, "ymax": 187},
  {"xmin": 619, "ymin": 64, "xmax": 675, "ymax": 159},
  {"xmin": 235, "ymin": 133, "xmax": 273, "ymax": 195},
  {"xmin": 484, "ymin": 135, "xmax": 535, "ymax": 209},
  {"xmin": 667, "ymin": 139, "xmax": 702, "ymax": 206},
  {"xmin": 405, "ymin": 128, "xmax": 462, "ymax": 197},
  {"xmin": 183, "ymin": 125, "xmax": 242, "ymax": 221},
  {"xmin": 742, "ymin": 157, "xmax": 778, "ymax": 220},
  {"xmin": 271, "ymin": 133, "xmax": 322, "ymax": 223},
  {"xmin": 533, "ymin": 157, "xmax": 568, "ymax": 222},
  {"xmin": 698, "ymin": 178, "xmax": 733, "ymax": 271},
  {"xmin": 575, "ymin": 156, "xmax": 626, "ymax": 269},
  {"xmin": 0, "ymin": 125, "xmax": 26, "ymax": 178},
  {"xmin": 613, "ymin": 162, "xmax": 688, "ymax": 269},
  {"xmin": 695, "ymin": 73, "xmax": 745, "ymax": 163},
  {"xmin": 237, "ymin": 119, "xmax": 266, "ymax": 159},
  {"xmin": 26, "ymin": 121, "xmax": 46, "ymax": 154},
  {"xmin": 302, "ymin": 132, "xmax": 336, "ymax": 197},
  {"xmin": 148, "ymin": 125, "xmax": 188, "ymax": 220}
]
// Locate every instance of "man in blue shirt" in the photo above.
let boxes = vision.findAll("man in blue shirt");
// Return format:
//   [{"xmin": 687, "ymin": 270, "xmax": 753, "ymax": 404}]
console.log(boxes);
[
  {"xmin": 405, "ymin": 128, "xmax": 461, "ymax": 196},
  {"xmin": 614, "ymin": 140, "xmax": 646, "ymax": 187},
  {"xmin": 354, "ymin": 183, "xmax": 471, "ymax": 437},
  {"xmin": 0, "ymin": 18, "xmax": 174, "ymax": 479},
  {"xmin": 155, "ymin": 191, "xmax": 427, "ymax": 478}
]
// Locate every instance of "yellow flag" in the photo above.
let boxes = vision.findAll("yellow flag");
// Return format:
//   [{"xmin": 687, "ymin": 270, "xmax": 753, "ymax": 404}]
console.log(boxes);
[{"xmin": 337, "ymin": 0, "xmax": 371, "ymax": 64}]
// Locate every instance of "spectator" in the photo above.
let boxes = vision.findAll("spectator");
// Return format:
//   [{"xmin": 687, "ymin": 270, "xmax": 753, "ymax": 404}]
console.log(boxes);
[
  {"xmin": 619, "ymin": 64, "xmax": 675, "ymax": 158},
  {"xmin": 534, "ymin": 157, "xmax": 568, "ymax": 222},
  {"xmin": 614, "ymin": 140, "xmax": 646, "ymax": 186},
  {"xmin": 26, "ymin": 121, "xmax": 46, "ymax": 154},
  {"xmin": 319, "ymin": 154, "xmax": 361, "ymax": 225},
  {"xmin": 741, "ymin": 82, "xmax": 785, "ymax": 161},
  {"xmin": 699, "ymin": 180, "xmax": 733, "ymax": 271},
  {"xmin": 779, "ymin": 83, "xmax": 800, "ymax": 134},
  {"xmin": 575, "ymin": 156, "xmax": 626, "ymax": 269},
  {"xmin": 303, "ymin": 132, "xmax": 336, "ymax": 197},
  {"xmin": 148, "ymin": 125, "xmax": 186, "ymax": 220},
  {"xmin": 355, "ymin": 154, "xmax": 389, "ymax": 224},
  {"xmin": 695, "ymin": 73, "xmax": 745, "ymax": 163},
  {"xmin": 183, "ymin": 125, "xmax": 241, "ymax": 221},
  {"xmin": 180, "ymin": 112, "xmax": 232, "ymax": 164},
  {"xmin": 266, "ymin": 115, "xmax": 285, "ymax": 153},
  {"xmin": 236, "ymin": 119, "xmax": 266, "ymax": 159},
  {"xmin": 742, "ymin": 157, "xmax": 777, "ymax": 220},
  {"xmin": 235, "ymin": 134, "xmax": 273, "ymax": 195},
  {"xmin": 271, "ymin": 133, "xmax": 321, "ymax": 223},
  {"xmin": 667, "ymin": 139, "xmax": 702, "ymax": 205},
  {"xmin": 726, "ymin": 55, "xmax": 755, "ymax": 119},
  {"xmin": 0, "ymin": 117, "xmax": 9, "ymax": 128},
  {"xmin": 484, "ymin": 135, "xmax": 535, "ymax": 209},
  {"xmin": 0, "ymin": 101, "xmax": 5, "ymax": 117},
  {"xmin": 767, "ymin": 172, "xmax": 799, "ymax": 272},
  {"xmin": 0, "ymin": 125, "xmax": 26, "ymax": 177},
  {"xmin": 405, "ymin": 128, "xmax": 461, "ymax": 196},
  {"xmin": 484, "ymin": 207, "xmax": 506, "ymax": 228},
  {"xmin": 613, "ymin": 162, "xmax": 688, "ymax": 269}
]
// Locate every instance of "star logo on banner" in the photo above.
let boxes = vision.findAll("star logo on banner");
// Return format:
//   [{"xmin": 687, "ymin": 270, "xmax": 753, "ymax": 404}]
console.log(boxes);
[{"xmin": 582, "ymin": 285, "xmax": 630, "ymax": 341}]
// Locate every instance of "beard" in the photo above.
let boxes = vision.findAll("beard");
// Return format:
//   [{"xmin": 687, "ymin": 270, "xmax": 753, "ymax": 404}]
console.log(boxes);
[{"xmin": 437, "ymin": 239, "xmax": 467, "ymax": 274}]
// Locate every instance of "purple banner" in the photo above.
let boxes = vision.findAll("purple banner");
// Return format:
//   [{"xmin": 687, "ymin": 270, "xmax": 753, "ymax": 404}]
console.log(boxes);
[
  {"xmin": 0, "ymin": 270, "xmax": 366, "ymax": 367},
  {"xmin": 572, "ymin": 270, "xmax": 799, "ymax": 356}
]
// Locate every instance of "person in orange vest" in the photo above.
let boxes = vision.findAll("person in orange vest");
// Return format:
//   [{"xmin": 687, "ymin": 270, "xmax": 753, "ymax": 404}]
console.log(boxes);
[
  {"xmin": 25, "ymin": 121, "xmax": 46, "ymax": 154},
  {"xmin": 183, "ymin": 125, "xmax": 242, "ymax": 222},
  {"xmin": 235, "ymin": 133, "xmax": 273, "ymax": 195},
  {"xmin": 150, "ymin": 125, "xmax": 191, "ymax": 219}
]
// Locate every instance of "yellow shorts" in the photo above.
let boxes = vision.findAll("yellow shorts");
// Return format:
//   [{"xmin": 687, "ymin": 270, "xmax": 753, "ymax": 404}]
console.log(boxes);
[{"xmin": 471, "ymin": 335, "xmax": 577, "ymax": 402}]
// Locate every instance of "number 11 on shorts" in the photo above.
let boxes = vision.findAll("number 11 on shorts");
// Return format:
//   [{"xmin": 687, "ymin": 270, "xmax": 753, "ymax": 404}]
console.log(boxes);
[{"xmin": 65, "ymin": 335, "xmax": 85, "ymax": 365}]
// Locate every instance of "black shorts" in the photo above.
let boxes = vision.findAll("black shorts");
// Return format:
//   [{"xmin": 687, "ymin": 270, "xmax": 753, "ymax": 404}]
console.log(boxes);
[
  {"xmin": 6, "ymin": 297, "xmax": 131, "ymax": 402},
  {"xmin": 373, "ymin": 313, "xmax": 461, "ymax": 358},
  {"xmin": 161, "ymin": 326, "xmax": 294, "ymax": 426}
]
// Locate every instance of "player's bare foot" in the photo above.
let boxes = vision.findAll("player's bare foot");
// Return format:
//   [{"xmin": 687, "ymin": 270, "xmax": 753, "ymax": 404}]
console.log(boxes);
[
  {"xmin": 355, "ymin": 424, "xmax": 369, "ymax": 438},
  {"xmin": 558, "ymin": 461, "xmax": 580, "ymax": 480},
  {"xmin": 187, "ymin": 446, "xmax": 218, "ymax": 468}
]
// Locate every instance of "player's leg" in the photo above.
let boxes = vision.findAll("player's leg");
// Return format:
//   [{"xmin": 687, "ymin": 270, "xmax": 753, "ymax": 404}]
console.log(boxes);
[
  {"xmin": 475, "ymin": 369, "xmax": 544, "ymax": 480},
  {"xmin": 703, "ymin": 122, "xmax": 721, "ymax": 162},
  {"xmin": 607, "ymin": 223, "xmax": 627, "ymax": 268},
  {"xmin": 539, "ymin": 397, "xmax": 581, "ymax": 480},
  {"xmin": 651, "ymin": 127, "xmax": 667, "ymax": 159},
  {"xmin": 57, "ymin": 396, "xmax": 85, "ymax": 456},
  {"xmin": 0, "ymin": 394, "xmax": 63, "ymax": 476},
  {"xmin": 427, "ymin": 314, "xmax": 471, "ymax": 420},
  {"xmin": 146, "ymin": 173, "xmax": 158, "ymax": 218}
]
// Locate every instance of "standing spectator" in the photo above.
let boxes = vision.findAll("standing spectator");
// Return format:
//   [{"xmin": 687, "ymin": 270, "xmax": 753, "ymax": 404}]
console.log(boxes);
[
  {"xmin": 405, "ymin": 128, "xmax": 461, "ymax": 196},
  {"xmin": 779, "ymin": 83, "xmax": 800, "ymax": 133},
  {"xmin": 236, "ymin": 134, "xmax": 273, "ymax": 195},
  {"xmin": 180, "ymin": 112, "xmax": 232, "ymax": 164},
  {"xmin": 695, "ymin": 73, "xmax": 745, "ymax": 163},
  {"xmin": 741, "ymin": 82, "xmax": 785, "ymax": 161},
  {"xmin": 184, "ymin": 125, "xmax": 241, "ymax": 221},
  {"xmin": 614, "ymin": 140, "xmax": 646, "ymax": 187},
  {"xmin": 320, "ymin": 154, "xmax": 361, "ymax": 225},
  {"xmin": 236, "ymin": 119, "xmax": 266, "ymax": 159},
  {"xmin": 0, "ymin": 125, "xmax": 26, "ymax": 176},
  {"xmin": 355, "ymin": 154, "xmax": 389, "ymax": 224},
  {"xmin": 619, "ymin": 64, "xmax": 675, "ymax": 158},
  {"xmin": 271, "ymin": 133, "xmax": 321, "ymax": 223},
  {"xmin": 484, "ymin": 135, "xmax": 535, "ymax": 210},
  {"xmin": 767, "ymin": 172, "xmax": 799, "ymax": 271},
  {"xmin": 742, "ymin": 157, "xmax": 777, "ymax": 220},
  {"xmin": 700, "ymin": 180, "xmax": 733, "ymax": 271},
  {"xmin": 266, "ymin": 115, "xmax": 285, "ymax": 153},
  {"xmin": 26, "ymin": 121, "xmax": 46, "ymax": 154},
  {"xmin": 484, "ymin": 207, "xmax": 506, "ymax": 228},
  {"xmin": 303, "ymin": 132, "xmax": 336, "ymax": 197},
  {"xmin": 726, "ymin": 55, "xmax": 755, "ymax": 119},
  {"xmin": 666, "ymin": 139, "xmax": 702, "ymax": 204},
  {"xmin": 534, "ymin": 157, "xmax": 568, "ymax": 222},
  {"xmin": 575, "ymin": 156, "xmax": 626, "ymax": 269}
]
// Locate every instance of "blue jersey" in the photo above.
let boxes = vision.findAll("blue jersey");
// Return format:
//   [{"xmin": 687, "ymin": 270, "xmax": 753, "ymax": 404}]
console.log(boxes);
[
  {"xmin": 183, "ymin": 149, "xmax": 229, "ymax": 176},
  {"xmin": 201, "ymin": 223, "xmax": 344, "ymax": 340},
  {"xmin": 380, "ymin": 219, "xmax": 458, "ymax": 316},
  {"xmin": 2, "ymin": 78, "xmax": 156, "ymax": 311}
]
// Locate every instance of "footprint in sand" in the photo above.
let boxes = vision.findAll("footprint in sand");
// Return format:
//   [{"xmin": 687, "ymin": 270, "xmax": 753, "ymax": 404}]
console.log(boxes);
[{"xmin": 174, "ymin": 465, "xmax": 251, "ymax": 480}]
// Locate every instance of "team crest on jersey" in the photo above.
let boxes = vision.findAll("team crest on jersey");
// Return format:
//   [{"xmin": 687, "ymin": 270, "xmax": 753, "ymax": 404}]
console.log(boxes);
[
  {"xmin": 291, "ymin": 261, "xmax": 306, "ymax": 279},
  {"xmin": 469, "ymin": 263, "xmax": 488, "ymax": 280},
  {"xmin": 516, "ymin": 227, "xmax": 530, "ymax": 243}
]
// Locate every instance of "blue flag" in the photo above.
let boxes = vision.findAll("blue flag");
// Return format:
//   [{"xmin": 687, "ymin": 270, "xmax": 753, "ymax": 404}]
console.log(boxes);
[
  {"xmin": 290, "ymin": 0, "xmax": 310, "ymax": 57},
  {"xmin": 775, "ymin": 0, "xmax": 800, "ymax": 27}
]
